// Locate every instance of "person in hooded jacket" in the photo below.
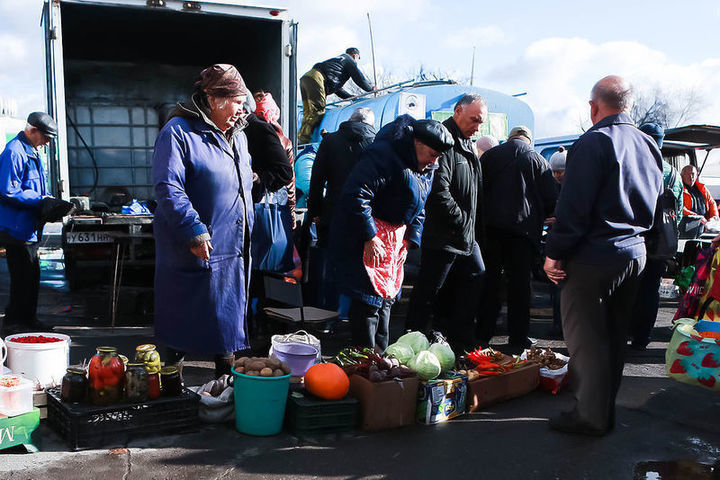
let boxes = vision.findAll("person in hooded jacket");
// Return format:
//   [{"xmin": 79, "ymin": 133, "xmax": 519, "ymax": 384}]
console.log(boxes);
[
  {"xmin": 152, "ymin": 64, "xmax": 254, "ymax": 378},
  {"xmin": 330, "ymin": 115, "xmax": 454, "ymax": 350},
  {"xmin": 307, "ymin": 107, "xmax": 376, "ymax": 311}
]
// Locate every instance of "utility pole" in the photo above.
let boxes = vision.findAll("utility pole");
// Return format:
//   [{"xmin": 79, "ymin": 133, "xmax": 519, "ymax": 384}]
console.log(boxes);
[
  {"xmin": 470, "ymin": 46, "xmax": 476, "ymax": 86},
  {"xmin": 367, "ymin": 12, "xmax": 378, "ymax": 95}
]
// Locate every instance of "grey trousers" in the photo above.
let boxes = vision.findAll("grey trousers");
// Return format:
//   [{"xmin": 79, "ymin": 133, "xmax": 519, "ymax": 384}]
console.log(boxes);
[{"xmin": 561, "ymin": 256, "xmax": 645, "ymax": 430}]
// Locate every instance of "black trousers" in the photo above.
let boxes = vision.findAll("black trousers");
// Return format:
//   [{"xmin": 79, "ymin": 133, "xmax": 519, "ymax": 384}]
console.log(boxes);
[
  {"xmin": 2, "ymin": 236, "xmax": 40, "ymax": 325},
  {"xmin": 561, "ymin": 257, "xmax": 645, "ymax": 430},
  {"xmin": 349, "ymin": 298, "xmax": 394, "ymax": 351},
  {"xmin": 407, "ymin": 242, "xmax": 484, "ymax": 351},
  {"xmin": 477, "ymin": 229, "xmax": 535, "ymax": 344},
  {"xmin": 630, "ymin": 257, "xmax": 667, "ymax": 348}
]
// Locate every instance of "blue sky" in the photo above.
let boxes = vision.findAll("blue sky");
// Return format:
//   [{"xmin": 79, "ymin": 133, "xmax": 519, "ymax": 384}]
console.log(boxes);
[{"xmin": 1, "ymin": 0, "xmax": 719, "ymax": 137}]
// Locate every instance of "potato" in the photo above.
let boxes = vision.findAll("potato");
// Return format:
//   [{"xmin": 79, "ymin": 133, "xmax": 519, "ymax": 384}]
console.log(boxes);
[
  {"xmin": 280, "ymin": 362, "xmax": 291, "ymax": 374},
  {"xmin": 260, "ymin": 367, "xmax": 273, "ymax": 377},
  {"xmin": 236, "ymin": 366, "xmax": 245, "ymax": 374},
  {"xmin": 268, "ymin": 357, "xmax": 281, "ymax": 369},
  {"xmin": 235, "ymin": 357, "xmax": 249, "ymax": 367},
  {"xmin": 273, "ymin": 368, "xmax": 285, "ymax": 377},
  {"xmin": 246, "ymin": 360, "xmax": 266, "ymax": 372},
  {"xmin": 201, "ymin": 391, "xmax": 212, "ymax": 396},
  {"xmin": 246, "ymin": 370, "xmax": 259, "ymax": 376}
]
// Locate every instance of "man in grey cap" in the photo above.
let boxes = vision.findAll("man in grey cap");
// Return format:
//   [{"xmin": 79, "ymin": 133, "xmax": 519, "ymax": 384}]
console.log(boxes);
[
  {"xmin": 477, "ymin": 125, "xmax": 558, "ymax": 351},
  {"xmin": 0, "ymin": 112, "xmax": 58, "ymax": 334}
]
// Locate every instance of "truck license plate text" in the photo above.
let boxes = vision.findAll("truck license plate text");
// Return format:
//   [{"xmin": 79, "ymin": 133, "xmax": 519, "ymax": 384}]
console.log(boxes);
[{"xmin": 66, "ymin": 232, "xmax": 114, "ymax": 244}]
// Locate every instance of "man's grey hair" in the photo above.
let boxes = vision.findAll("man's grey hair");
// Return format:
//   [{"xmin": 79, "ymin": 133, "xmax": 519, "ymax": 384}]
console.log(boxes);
[
  {"xmin": 454, "ymin": 93, "xmax": 487, "ymax": 110},
  {"xmin": 591, "ymin": 76, "xmax": 633, "ymax": 111},
  {"xmin": 349, "ymin": 107, "xmax": 375, "ymax": 126}
]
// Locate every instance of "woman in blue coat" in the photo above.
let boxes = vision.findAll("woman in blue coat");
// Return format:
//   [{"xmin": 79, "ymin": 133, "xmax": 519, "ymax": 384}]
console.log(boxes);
[
  {"xmin": 152, "ymin": 65, "xmax": 254, "ymax": 377},
  {"xmin": 330, "ymin": 115, "xmax": 453, "ymax": 350}
]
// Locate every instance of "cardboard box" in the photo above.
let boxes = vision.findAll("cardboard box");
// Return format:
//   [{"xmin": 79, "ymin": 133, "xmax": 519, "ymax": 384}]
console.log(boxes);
[
  {"xmin": 466, "ymin": 363, "xmax": 540, "ymax": 412},
  {"xmin": 417, "ymin": 372, "xmax": 468, "ymax": 424},
  {"xmin": 349, "ymin": 374, "xmax": 419, "ymax": 431}
]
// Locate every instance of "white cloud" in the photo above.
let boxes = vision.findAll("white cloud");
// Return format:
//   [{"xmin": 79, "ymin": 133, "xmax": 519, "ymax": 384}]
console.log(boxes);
[
  {"xmin": 445, "ymin": 26, "xmax": 509, "ymax": 49},
  {"xmin": 482, "ymin": 37, "xmax": 720, "ymax": 138}
]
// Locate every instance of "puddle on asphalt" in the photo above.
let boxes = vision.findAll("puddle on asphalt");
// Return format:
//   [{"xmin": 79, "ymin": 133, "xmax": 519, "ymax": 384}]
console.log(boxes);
[{"xmin": 634, "ymin": 460, "xmax": 718, "ymax": 480}]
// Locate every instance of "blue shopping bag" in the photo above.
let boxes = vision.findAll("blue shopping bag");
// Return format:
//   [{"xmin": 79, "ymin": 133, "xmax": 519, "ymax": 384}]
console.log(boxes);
[{"xmin": 251, "ymin": 190, "xmax": 294, "ymax": 272}]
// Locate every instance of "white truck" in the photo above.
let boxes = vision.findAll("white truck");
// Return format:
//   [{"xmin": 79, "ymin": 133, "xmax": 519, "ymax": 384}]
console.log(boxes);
[{"xmin": 42, "ymin": 0, "xmax": 297, "ymax": 290}]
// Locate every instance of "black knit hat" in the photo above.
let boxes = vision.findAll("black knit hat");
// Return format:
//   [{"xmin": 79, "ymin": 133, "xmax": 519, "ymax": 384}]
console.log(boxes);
[{"xmin": 411, "ymin": 119, "xmax": 454, "ymax": 153}]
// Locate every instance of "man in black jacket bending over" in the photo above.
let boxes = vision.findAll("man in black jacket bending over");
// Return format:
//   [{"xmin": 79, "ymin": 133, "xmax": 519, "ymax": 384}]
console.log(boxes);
[
  {"xmin": 406, "ymin": 94, "xmax": 488, "ymax": 352},
  {"xmin": 476, "ymin": 125, "xmax": 558, "ymax": 351},
  {"xmin": 298, "ymin": 48, "xmax": 376, "ymax": 144}
]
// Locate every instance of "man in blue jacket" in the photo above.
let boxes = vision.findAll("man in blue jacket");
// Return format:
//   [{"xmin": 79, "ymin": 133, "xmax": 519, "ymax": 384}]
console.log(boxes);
[
  {"xmin": 0, "ymin": 112, "xmax": 57, "ymax": 334},
  {"xmin": 298, "ymin": 48, "xmax": 376, "ymax": 144},
  {"xmin": 330, "ymin": 115, "xmax": 453, "ymax": 350},
  {"xmin": 543, "ymin": 76, "xmax": 663, "ymax": 435}
]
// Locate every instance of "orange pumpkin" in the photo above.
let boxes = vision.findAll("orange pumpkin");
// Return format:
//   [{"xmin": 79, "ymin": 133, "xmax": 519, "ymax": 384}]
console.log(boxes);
[{"xmin": 304, "ymin": 363, "xmax": 350, "ymax": 400}]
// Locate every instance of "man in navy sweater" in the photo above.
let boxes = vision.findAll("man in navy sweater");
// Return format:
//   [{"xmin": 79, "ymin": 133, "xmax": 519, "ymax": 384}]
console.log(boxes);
[{"xmin": 543, "ymin": 75, "xmax": 663, "ymax": 436}]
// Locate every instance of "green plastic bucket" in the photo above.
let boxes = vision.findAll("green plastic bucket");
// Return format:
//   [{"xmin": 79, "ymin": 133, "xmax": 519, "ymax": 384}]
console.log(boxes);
[{"xmin": 232, "ymin": 367, "xmax": 291, "ymax": 436}]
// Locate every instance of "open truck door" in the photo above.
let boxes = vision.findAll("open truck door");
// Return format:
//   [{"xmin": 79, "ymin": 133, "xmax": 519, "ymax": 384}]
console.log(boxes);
[{"xmin": 42, "ymin": 0, "xmax": 295, "ymax": 295}]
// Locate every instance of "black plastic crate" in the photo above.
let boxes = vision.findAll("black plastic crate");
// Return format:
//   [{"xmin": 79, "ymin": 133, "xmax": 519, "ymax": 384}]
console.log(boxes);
[
  {"xmin": 285, "ymin": 391, "xmax": 358, "ymax": 435},
  {"xmin": 46, "ymin": 387, "xmax": 200, "ymax": 450}
]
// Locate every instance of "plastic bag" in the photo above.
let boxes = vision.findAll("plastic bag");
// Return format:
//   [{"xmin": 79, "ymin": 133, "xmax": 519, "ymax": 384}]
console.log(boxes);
[
  {"xmin": 189, "ymin": 381, "xmax": 235, "ymax": 423},
  {"xmin": 363, "ymin": 218, "xmax": 407, "ymax": 298},
  {"xmin": 521, "ymin": 350, "xmax": 569, "ymax": 394},
  {"xmin": 269, "ymin": 330, "xmax": 321, "ymax": 361},
  {"xmin": 666, "ymin": 318, "xmax": 720, "ymax": 391},
  {"xmin": 674, "ymin": 247, "xmax": 715, "ymax": 320}
]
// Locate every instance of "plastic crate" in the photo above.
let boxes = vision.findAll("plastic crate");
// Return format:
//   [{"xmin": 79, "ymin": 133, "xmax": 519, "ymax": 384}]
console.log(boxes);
[
  {"xmin": 285, "ymin": 391, "xmax": 358, "ymax": 435},
  {"xmin": 46, "ymin": 387, "xmax": 200, "ymax": 450}
]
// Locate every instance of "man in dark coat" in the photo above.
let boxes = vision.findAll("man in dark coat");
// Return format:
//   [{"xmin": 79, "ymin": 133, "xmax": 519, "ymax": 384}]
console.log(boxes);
[
  {"xmin": 330, "ymin": 115, "xmax": 453, "ymax": 350},
  {"xmin": 476, "ymin": 125, "xmax": 558, "ymax": 350},
  {"xmin": 298, "ymin": 48, "xmax": 376, "ymax": 144},
  {"xmin": 406, "ymin": 94, "xmax": 488, "ymax": 351},
  {"xmin": 544, "ymin": 75, "xmax": 663, "ymax": 435},
  {"xmin": 307, "ymin": 107, "xmax": 376, "ymax": 310}
]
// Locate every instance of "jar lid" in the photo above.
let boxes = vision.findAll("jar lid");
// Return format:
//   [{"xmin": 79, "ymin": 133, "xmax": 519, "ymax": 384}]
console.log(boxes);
[
  {"xmin": 160, "ymin": 366, "xmax": 179, "ymax": 375},
  {"xmin": 126, "ymin": 362, "xmax": 145, "ymax": 368},
  {"xmin": 96, "ymin": 346, "xmax": 117, "ymax": 353},
  {"xmin": 66, "ymin": 367, "xmax": 86, "ymax": 375},
  {"xmin": 136, "ymin": 344, "xmax": 156, "ymax": 352}
]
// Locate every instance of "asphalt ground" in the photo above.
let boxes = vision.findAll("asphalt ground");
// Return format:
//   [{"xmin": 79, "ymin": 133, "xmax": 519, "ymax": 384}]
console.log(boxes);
[{"xmin": 1, "ymin": 251, "xmax": 719, "ymax": 479}]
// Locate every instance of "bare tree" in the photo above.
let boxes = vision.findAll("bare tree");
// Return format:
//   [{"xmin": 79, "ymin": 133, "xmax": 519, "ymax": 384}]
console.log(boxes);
[{"xmin": 630, "ymin": 85, "xmax": 705, "ymax": 128}]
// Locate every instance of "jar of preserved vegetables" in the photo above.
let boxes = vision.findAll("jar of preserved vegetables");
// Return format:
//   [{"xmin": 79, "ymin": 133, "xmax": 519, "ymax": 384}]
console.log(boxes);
[
  {"xmin": 160, "ymin": 366, "xmax": 183, "ymax": 396},
  {"xmin": 124, "ymin": 363, "xmax": 149, "ymax": 402},
  {"xmin": 88, "ymin": 346, "xmax": 124, "ymax": 406},
  {"xmin": 148, "ymin": 372, "xmax": 161, "ymax": 399},
  {"xmin": 134, "ymin": 344, "xmax": 161, "ymax": 374},
  {"xmin": 61, "ymin": 367, "xmax": 87, "ymax": 403}
]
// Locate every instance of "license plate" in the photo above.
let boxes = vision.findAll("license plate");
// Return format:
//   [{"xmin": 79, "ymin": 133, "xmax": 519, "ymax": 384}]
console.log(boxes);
[{"xmin": 65, "ymin": 231, "xmax": 115, "ymax": 244}]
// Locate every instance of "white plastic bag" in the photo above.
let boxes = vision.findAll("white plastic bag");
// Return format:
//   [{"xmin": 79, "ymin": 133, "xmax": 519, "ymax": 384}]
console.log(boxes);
[
  {"xmin": 190, "ymin": 381, "xmax": 235, "ymax": 423},
  {"xmin": 521, "ymin": 350, "xmax": 569, "ymax": 394},
  {"xmin": 269, "ymin": 330, "xmax": 322, "ymax": 361}
]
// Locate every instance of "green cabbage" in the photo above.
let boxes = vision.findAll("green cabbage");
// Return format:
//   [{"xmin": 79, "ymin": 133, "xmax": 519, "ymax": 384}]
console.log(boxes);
[
  {"xmin": 429, "ymin": 343, "xmax": 455, "ymax": 372},
  {"xmin": 385, "ymin": 343, "xmax": 414, "ymax": 365},
  {"xmin": 408, "ymin": 350, "xmax": 441, "ymax": 380},
  {"xmin": 397, "ymin": 331, "xmax": 430, "ymax": 355}
]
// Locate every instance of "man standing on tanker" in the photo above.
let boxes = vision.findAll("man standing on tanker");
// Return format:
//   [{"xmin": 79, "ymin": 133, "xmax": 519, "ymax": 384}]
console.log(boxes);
[{"xmin": 298, "ymin": 48, "xmax": 376, "ymax": 144}]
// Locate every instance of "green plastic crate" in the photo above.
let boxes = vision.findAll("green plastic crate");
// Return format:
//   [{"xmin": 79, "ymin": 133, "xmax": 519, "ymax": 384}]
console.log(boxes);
[{"xmin": 285, "ymin": 391, "xmax": 358, "ymax": 435}]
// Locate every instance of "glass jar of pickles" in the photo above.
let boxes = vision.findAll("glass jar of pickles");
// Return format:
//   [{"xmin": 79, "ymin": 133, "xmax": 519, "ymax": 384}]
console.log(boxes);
[
  {"xmin": 61, "ymin": 367, "xmax": 87, "ymax": 403},
  {"xmin": 160, "ymin": 366, "xmax": 183, "ymax": 396},
  {"xmin": 124, "ymin": 363, "xmax": 149, "ymax": 402},
  {"xmin": 135, "ymin": 344, "xmax": 161, "ymax": 374},
  {"xmin": 88, "ymin": 346, "xmax": 124, "ymax": 406}
]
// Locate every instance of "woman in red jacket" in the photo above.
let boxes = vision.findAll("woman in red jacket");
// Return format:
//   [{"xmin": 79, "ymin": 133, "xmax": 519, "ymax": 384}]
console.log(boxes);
[{"xmin": 681, "ymin": 165, "xmax": 718, "ymax": 223}]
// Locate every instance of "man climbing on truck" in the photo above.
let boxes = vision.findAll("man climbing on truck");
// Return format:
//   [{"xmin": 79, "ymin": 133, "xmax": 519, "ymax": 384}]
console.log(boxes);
[{"xmin": 298, "ymin": 48, "xmax": 376, "ymax": 144}]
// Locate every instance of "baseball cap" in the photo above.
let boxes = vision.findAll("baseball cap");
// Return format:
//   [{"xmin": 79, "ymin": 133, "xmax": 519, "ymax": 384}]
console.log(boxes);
[{"xmin": 508, "ymin": 125, "xmax": 532, "ymax": 143}]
